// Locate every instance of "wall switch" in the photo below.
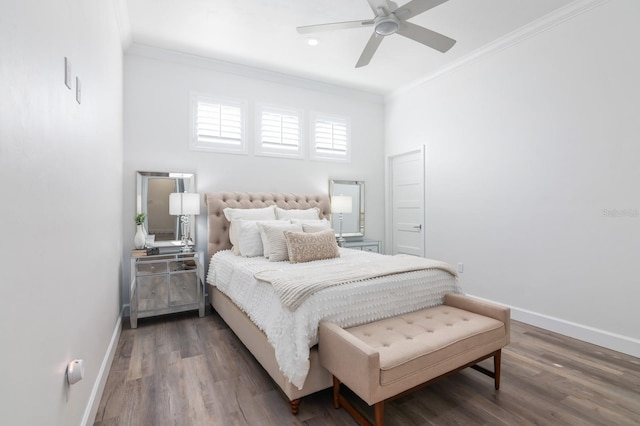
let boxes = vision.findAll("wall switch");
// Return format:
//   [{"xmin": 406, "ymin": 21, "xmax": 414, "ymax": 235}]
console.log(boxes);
[
  {"xmin": 457, "ymin": 262, "xmax": 464, "ymax": 273},
  {"xmin": 64, "ymin": 57, "xmax": 72, "ymax": 89},
  {"xmin": 76, "ymin": 77, "xmax": 81, "ymax": 104}
]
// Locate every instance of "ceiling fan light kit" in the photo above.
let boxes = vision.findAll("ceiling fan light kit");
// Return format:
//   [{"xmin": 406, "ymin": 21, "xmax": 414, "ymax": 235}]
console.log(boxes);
[
  {"xmin": 375, "ymin": 16, "xmax": 400, "ymax": 36},
  {"xmin": 296, "ymin": 0, "xmax": 456, "ymax": 68}
]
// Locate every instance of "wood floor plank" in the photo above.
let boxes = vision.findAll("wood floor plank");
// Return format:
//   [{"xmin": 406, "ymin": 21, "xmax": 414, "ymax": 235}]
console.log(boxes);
[{"xmin": 94, "ymin": 308, "xmax": 640, "ymax": 425}]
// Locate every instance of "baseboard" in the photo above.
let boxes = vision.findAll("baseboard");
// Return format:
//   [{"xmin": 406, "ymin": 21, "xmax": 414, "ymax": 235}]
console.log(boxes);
[
  {"xmin": 467, "ymin": 294, "xmax": 640, "ymax": 359},
  {"xmin": 82, "ymin": 307, "xmax": 123, "ymax": 425}
]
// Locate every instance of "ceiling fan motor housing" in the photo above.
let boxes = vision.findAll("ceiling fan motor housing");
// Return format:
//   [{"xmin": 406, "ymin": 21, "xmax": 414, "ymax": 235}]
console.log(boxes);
[{"xmin": 375, "ymin": 15, "xmax": 400, "ymax": 36}]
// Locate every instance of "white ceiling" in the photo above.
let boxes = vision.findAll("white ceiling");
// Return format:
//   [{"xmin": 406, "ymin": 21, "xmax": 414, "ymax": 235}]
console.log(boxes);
[{"xmin": 124, "ymin": 0, "xmax": 575, "ymax": 95}]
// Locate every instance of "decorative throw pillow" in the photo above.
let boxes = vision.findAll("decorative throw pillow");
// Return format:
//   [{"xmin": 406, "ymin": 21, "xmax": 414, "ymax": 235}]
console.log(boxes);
[
  {"xmin": 235, "ymin": 220, "xmax": 287, "ymax": 257},
  {"xmin": 284, "ymin": 229, "xmax": 340, "ymax": 264},
  {"xmin": 224, "ymin": 206, "xmax": 277, "ymax": 254},
  {"xmin": 259, "ymin": 223, "xmax": 303, "ymax": 262},
  {"xmin": 275, "ymin": 207, "xmax": 321, "ymax": 220}
]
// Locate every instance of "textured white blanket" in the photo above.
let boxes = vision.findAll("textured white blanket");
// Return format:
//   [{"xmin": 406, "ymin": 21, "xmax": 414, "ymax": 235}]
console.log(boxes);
[
  {"xmin": 207, "ymin": 249, "xmax": 461, "ymax": 389},
  {"xmin": 255, "ymin": 254, "xmax": 458, "ymax": 311}
]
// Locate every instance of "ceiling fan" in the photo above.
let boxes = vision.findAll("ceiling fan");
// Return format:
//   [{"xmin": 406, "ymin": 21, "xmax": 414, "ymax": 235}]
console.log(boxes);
[{"xmin": 296, "ymin": 0, "xmax": 456, "ymax": 68}]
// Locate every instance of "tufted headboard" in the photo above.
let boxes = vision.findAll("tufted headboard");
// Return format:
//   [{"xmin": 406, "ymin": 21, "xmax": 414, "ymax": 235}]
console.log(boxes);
[{"xmin": 204, "ymin": 192, "xmax": 331, "ymax": 261}]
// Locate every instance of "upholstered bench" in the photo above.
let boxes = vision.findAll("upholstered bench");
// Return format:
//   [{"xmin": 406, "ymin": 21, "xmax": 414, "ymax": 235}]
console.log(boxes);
[{"xmin": 318, "ymin": 293, "xmax": 510, "ymax": 426}]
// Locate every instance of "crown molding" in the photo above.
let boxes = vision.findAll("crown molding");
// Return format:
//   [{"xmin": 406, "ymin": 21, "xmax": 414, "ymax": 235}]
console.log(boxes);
[
  {"xmin": 112, "ymin": 0, "xmax": 132, "ymax": 50},
  {"xmin": 125, "ymin": 43, "xmax": 384, "ymax": 105},
  {"xmin": 386, "ymin": 0, "xmax": 610, "ymax": 102}
]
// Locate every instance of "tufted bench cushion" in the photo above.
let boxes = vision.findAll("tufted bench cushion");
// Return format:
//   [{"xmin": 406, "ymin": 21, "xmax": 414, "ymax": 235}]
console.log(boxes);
[
  {"xmin": 348, "ymin": 305, "xmax": 506, "ymax": 386},
  {"xmin": 319, "ymin": 293, "xmax": 510, "ymax": 426}
]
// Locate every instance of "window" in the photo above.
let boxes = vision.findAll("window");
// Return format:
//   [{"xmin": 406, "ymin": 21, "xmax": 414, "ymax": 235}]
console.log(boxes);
[
  {"xmin": 255, "ymin": 104, "xmax": 303, "ymax": 158},
  {"xmin": 190, "ymin": 93, "xmax": 247, "ymax": 154},
  {"xmin": 310, "ymin": 112, "xmax": 350, "ymax": 162}
]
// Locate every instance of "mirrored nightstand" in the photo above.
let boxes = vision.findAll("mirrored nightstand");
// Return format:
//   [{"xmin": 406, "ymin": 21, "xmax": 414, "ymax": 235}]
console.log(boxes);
[
  {"xmin": 343, "ymin": 239, "xmax": 381, "ymax": 253},
  {"xmin": 130, "ymin": 251, "xmax": 205, "ymax": 328}
]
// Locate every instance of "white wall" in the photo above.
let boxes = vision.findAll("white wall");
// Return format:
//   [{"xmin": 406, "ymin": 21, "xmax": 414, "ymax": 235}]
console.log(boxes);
[
  {"xmin": 385, "ymin": 0, "xmax": 640, "ymax": 356},
  {"xmin": 123, "ymin": 46, "xmax": 385, "ymax": 308},
  {"xmin": 0, "ymin": 1, "xmax": 123, "ymax": 425}
]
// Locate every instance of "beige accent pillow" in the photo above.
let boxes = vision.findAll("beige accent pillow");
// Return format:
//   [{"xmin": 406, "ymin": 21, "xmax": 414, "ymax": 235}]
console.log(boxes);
[
  {"xmin": 260, "ymin": 223, "xmax": 304, "ymax": 262},
  {"xmin": 284, "ymin": 229, "xmax": 340, "ymax": 264}
]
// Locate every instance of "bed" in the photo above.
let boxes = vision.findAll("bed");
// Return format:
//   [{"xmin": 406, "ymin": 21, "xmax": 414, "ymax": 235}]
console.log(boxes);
[{"xmin": 204, "ymin": 192, "xmax": 461, "ymax": 414}]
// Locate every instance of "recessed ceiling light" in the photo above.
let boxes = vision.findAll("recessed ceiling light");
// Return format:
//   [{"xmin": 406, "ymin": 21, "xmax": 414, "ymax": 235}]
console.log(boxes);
[{"xmin": 306, "ymin": 38, "xmax": 319, "ymax": 46}]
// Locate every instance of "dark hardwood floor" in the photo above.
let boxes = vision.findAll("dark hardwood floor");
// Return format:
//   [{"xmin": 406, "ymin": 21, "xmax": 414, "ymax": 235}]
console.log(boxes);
[{"xmin": 94, "ymin": 306, "xmax": 640, "ymax": 425}]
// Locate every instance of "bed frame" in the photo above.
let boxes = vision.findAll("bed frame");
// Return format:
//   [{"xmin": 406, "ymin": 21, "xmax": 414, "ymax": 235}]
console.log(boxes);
[{"xmin": 204, "ymin": 192, "xmax": 333, "ymax": 414}]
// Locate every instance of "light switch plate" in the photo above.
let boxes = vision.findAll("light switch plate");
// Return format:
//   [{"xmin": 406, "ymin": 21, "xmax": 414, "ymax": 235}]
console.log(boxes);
[
  {"xmin": 76, "ymin": 77, "xmax": 81, "ymax": 104},
  {"xmin": 64, "ymin": 57, "xmax": 72, "ymax": 89}
]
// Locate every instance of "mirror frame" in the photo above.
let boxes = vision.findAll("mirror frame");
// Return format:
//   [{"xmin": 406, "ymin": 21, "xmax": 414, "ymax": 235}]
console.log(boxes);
[
  {"xmin": 136, "ymin": 171, "xmax": 197, "ymax": 248},
  {"xmin": 329, "ymin": 179, "xmax": 365, "ymax": 239}
]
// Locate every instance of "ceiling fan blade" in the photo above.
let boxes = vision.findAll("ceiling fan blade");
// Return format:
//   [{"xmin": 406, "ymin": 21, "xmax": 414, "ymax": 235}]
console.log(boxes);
[
  {"xmin": 397, "ymin": 21, "xmax": 456, "ymax": 53},
  {"xmin": 366, "ymin": 0, "xmax": 391, "ymax": 15},
  {"xmin": 395, "ymin": 0, "xmax": 449, "ymax": 20},
  {"xmin": 356, "ymin": 32, "xmax": 384, "ymax": 68},
  {"xmin": 296, "ymin": 19, "xmax": 374, "ymax": 34}
]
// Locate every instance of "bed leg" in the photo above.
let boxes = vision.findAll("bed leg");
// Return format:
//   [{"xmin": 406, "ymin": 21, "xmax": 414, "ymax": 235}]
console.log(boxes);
[{"xmin": 289, "ymin": 398, "xmax": 301, "ymax": 415}]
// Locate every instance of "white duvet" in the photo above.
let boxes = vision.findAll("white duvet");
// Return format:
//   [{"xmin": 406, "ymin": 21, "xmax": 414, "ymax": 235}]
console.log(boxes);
[{"xmin": 207, "ymin": 248, "xmax": 462, "ymax": 389}]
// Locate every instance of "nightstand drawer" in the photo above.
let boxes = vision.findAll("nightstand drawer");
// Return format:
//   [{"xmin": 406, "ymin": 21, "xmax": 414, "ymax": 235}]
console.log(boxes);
[
  {"xmin": 343, "ymin": 239, "xmax": 381, "ymax": 253},
  {"xmin": 137, "ymin": 275, "xmax": 169, "ymax": 311},
  {"xmin": 169, "ymin": 259, "xmax": 197, "ymax": 272},
  {"xmin": 137, "ymin": 261, "xmax": 168, "ymax": 275},
  {"xmin": 170, "ymin": 272, "xmax": 198, "ymax": 306}
]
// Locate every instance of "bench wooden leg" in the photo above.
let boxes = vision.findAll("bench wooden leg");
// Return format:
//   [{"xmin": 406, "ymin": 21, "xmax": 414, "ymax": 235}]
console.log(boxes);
[
  {"xmin": 494, "ymin": 349, "xmax": 501, "ymax": 390},
  {"xmin": 333, "ymin": 375, "xmax": 375, "ymax": 426},
  {"xmin": 374, "ymin": 401, "xmax": 384, "ymax": 426},
  {"xmin": 333, "ymin": 376, "xmax": 340, "ymax": 409}
]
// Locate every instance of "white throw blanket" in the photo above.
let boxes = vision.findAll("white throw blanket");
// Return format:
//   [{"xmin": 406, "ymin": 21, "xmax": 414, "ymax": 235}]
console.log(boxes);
[
  {"xmin": 207, "ymin": 249, "xmax": 462, "ymax": 389},
  {"xmin": 255, "ymin": 254, "xmax": 458, "ymax": 311}
]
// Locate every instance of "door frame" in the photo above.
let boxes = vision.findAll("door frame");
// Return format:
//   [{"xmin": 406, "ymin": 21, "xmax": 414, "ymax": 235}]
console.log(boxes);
[{"xmin": 385, "ymin": 145, "xmax": 426, "ymax": 256}]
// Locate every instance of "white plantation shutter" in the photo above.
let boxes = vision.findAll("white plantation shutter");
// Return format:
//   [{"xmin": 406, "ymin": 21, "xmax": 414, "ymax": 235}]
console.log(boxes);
[
  {"xmin": 256, "ymin": 104, "xmax": 302, "ymax": 158},
  {"xmin": 190, "ymin": 93, "xmax": 247, "ymax": 154},
  {"xmin": 311, "ymin": 113, "xmax": 350, "ymax": 162}
]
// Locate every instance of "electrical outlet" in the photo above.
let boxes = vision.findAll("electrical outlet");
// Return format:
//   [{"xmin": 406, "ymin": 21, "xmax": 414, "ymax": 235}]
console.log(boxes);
[
  {"xmin": 64, "ymin": 57, "xmax": 72, "ymax": 89},
  {"xmin": 457, "ymin": 262, "xmax": 464, "ymax": 273}
]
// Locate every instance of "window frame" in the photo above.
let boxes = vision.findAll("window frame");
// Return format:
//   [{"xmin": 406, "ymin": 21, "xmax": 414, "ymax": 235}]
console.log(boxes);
[
  {"xmin": 254, "ymin": 103, "xmax": 304, "ymax": 159},
  {"xmin": 189, "ymin": 92, "xmax": 248, "ymax": 155},
  {"xmin": 309, "ymin": 111, "xmax": 351, "ymax": 163}
]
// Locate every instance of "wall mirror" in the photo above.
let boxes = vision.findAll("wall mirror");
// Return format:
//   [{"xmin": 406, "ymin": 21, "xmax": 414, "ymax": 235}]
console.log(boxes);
[
  {"xmin": 329, "ymin": 179, "xmax": 365, "ymax": 239},
  {"xmin": 136, "ymin": 171, "xmax": 197, "ymax": 248}
]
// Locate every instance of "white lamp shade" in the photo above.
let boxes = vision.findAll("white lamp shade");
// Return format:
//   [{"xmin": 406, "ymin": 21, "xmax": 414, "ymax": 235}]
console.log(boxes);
[
  {"xmin": 332, "ymin": 195, "xmax": 352, "ymax": 214},
  {"xmin": 169, "ymin": 192, "xmax": 200, "ymax": 215}
]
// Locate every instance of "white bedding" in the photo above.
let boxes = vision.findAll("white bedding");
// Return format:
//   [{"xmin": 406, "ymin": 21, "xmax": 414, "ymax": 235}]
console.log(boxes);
[{"xmin": 207, "ymin": 248, "xmax": 462, "ymax": 389}]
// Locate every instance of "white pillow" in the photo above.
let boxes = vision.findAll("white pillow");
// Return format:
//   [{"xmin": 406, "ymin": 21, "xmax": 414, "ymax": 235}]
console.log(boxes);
[
  {"xmin": 291, "ymin": 219, "xmax": 333, "ymax": 233},
  {"xmin": 235, "ymin": 220, "xmax": 287, "ymax": 257},
  {"xmin": 224, "ymin": 206, "xmax": 277, "ymax": 252},
  {"xmin": 258, "ymin": 222, "xmax": 300, "ymax": 259},
  {"xmin": 259, "ymin": 223, "xmax": 303, "ymax": 262},
  {"xmin": 275, "ymin": 207, "xmax": 320, "ymax": 220}
]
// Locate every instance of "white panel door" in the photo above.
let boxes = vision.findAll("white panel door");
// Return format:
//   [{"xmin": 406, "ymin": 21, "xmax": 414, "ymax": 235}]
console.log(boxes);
[{"xmin": 389, "ymin": 148, "xmax": 425, "ymax": 256}]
